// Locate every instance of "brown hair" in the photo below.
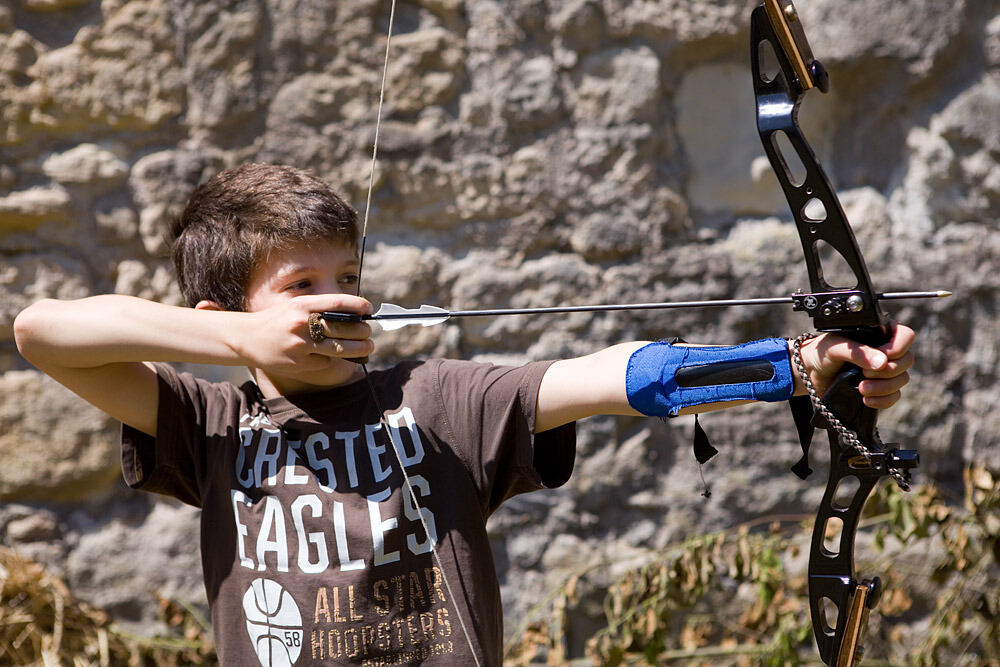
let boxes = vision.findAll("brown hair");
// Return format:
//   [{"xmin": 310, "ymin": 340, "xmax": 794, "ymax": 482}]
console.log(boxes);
[{"xmin": 169, "ymin": 163, "xmax": 359, "ymax": 311}]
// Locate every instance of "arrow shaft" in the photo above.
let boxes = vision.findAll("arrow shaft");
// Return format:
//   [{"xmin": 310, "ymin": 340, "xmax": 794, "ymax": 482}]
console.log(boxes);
[
  {"xmin": 414, "ymin": 296, "xmax": 793, "ymax": 319},
  {"xmin": 320, "ymin": 291, "xmax": 949, "ymax": 324}
]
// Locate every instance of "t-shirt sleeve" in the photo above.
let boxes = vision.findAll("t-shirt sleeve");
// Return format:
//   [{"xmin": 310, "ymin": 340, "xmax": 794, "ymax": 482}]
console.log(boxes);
[
  {"xmin": 431, "ymin": 359, "xmax": 576, "ymax": 513},
  {"xmin": 120, "ymin": 362, "xmax": 242, "ymax": 507}
]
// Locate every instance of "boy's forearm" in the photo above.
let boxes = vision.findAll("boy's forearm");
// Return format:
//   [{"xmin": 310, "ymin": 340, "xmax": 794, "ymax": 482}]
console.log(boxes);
[
  {"xmin": 14, "ymin": 295, "xmax": 247, "ymax": 369},
  {"xmin": 536, "ymin": 340, "xmax": 801, "ymax": 432}
]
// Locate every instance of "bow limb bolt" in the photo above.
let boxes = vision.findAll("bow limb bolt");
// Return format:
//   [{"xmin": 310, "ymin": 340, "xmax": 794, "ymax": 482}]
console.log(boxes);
[{"xmin": 752, "ymin": 1, "xmax": 919, "ymax": 665}]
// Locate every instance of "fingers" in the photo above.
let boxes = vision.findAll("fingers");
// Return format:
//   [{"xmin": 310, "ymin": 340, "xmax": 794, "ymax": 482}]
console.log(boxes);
[
  {"xmin": 860, "ymin": 350, "xmax": 913, "ymax": 379},
  {"xmin": 798, "ymin": 322, "xmax": 917, "ymax": 406},
  {"xmin": 858, "ymin": 371, "xmax": 909, "ymax": 408},
  {"xmin": 879, "ymin": 322, "xmax": 916, "ymax": 362},
  {"xmin": 303, "ymin": 309, "xmax": 373, "ymax": 359},
  {"xmin": 814, "ymin": 335, "xmax": 888, "ymax": 372},
  {"xmin": 310, "ymin": 320, "xmax": 374, "ymax": 359},
  {"xmin": 857, "ymin": 323, "xmax": 915, "ymax": 403},
  {"xmin": 313, "ymin": 339, "xmax": 373, "ymax": 362},
  {"xmin": 290, "ymin": 294, "xmax": 374, "ymax": 358},
  {"xmin": 307, "ymin": 314, "xmax": 372, "ymax": 341},
  {"xmin": 812, "ymin": 322, "xmax": 916, "ymax": 374}
]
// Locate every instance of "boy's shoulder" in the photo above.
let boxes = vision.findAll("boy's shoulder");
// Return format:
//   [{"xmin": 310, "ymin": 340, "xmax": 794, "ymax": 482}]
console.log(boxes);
[{"xmin": 148, "ymin": 362, "xmax": 264, "ymax": 419}]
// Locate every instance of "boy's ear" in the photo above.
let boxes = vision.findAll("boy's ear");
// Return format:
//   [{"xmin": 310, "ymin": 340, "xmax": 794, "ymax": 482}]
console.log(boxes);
[{"xmin": 194, "ymin": 300, "xmax": 225, "ymax": 311}]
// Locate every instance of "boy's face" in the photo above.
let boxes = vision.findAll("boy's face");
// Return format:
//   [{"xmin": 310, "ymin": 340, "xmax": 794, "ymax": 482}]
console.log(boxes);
[
  {"xmin": 245, "ymin": 239, "xmax": 361, "ymax": 310},
  {"xmin": 244, "ymin": 239, "xmax": 365, "ymax": 393}
]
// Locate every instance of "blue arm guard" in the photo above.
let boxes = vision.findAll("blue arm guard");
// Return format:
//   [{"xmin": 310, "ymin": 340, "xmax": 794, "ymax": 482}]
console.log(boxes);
[{"xmin": 626, "ymin": 338, "xmax": 795, "ymax": 417}]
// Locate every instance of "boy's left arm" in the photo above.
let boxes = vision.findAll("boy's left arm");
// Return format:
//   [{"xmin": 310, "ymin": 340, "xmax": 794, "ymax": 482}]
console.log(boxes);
[{"xmin": 534, "ymin": 324, "xmax": 915, "ymax": 433}]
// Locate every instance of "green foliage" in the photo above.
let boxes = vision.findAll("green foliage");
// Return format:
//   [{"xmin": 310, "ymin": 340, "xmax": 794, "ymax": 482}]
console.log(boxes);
[
  {"xmin": 868, "ymin": 465, "xmax": 1000, "ymax": 666},
  {"xmin": 504, "ymin": 466, "xmax": 1000, "ymax": 666}
]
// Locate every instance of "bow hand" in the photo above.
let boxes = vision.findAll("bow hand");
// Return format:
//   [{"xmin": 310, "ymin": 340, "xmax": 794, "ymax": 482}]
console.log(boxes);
[{"xmin": 795, "ymin": 325, "xmax": 915, "ymax": 408}]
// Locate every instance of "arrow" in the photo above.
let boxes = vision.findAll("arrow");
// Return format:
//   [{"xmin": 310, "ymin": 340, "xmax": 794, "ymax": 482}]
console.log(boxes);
[{"xmin": 321, "ymin": 290, "xmax": 951, "ymax": 330}]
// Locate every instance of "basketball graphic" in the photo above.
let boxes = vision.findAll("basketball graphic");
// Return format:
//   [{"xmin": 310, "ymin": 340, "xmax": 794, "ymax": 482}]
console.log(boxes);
[{"xmin": 242, "ymin": 578, "xmax": 304, "ymax": 666}]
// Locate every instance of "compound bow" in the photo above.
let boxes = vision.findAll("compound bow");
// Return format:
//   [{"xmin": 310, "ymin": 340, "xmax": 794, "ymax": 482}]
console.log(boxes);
[{"xmin": 751, "ymin": 1, "xmax": 919, "ymax": 664}]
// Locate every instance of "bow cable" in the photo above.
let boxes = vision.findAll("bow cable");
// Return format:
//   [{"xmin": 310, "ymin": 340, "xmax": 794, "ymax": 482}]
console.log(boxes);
[{"xmin": 354, "ymin": 2, "xmax": 482, "ymax": 664}]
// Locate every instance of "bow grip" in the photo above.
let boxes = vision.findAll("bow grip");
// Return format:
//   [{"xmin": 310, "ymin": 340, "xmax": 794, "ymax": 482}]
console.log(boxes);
[
  {"xmin": 813, "ymin": 364, "xmax": 873, "ymax": 439},
  {"xmin": 815, "ymin": 320, "xmax": 891, "ymax": 435}
]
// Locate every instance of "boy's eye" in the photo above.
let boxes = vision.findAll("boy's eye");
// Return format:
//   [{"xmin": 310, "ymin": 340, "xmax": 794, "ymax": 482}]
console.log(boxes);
[
  {"xmin": 286, "ymin": 279, "xmax": 311, "ymax": 291},
  {"xmin": 340, "ymin": 274, "xmax": 360, "ymax": 286}
]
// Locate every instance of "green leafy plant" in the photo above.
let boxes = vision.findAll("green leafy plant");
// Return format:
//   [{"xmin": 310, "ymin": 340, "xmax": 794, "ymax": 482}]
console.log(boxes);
[{"xmin": 505, "ymin": 466, "xmax": 1000, "ymax": 666}]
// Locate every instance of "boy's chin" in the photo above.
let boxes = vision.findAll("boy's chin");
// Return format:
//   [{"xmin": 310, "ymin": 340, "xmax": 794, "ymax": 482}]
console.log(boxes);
[{"xmin": 258, "ymin": 362, "xmax": 365, "ymax": 397}]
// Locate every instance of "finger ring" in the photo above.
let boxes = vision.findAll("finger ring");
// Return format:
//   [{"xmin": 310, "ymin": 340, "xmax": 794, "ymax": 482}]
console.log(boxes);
[{"xmin": 307, "ymin": 313, "xmax": 326, "ymax": 342}]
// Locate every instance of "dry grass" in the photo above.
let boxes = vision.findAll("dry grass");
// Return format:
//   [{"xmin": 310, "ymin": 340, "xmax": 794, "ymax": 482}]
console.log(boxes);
[{"xmin": 0, "ymin": 546, "xmax": 215, "ymax": 666}]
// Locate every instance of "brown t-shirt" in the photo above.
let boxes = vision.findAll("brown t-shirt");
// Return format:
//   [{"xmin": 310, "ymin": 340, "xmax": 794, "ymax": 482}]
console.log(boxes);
[{"xmin": 121, "ymin": 359, "xmax": 575, "ymax": 666}]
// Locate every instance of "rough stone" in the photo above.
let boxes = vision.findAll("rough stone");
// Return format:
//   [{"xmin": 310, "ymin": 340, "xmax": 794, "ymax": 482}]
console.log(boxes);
[
  {"xmin": 0, "ymin": 186, "xmax": 72, "ymax": 234},
  {"xmin": 799, "ymin": 0, "xmax": 966, "ymax": 75},
  {"xmin": 572, "ymin": 46, "xmax": 660, "ymax": 126},
  {"xmin": 0, "ymin": 0, "xmax": 994, "ymax": 658},
  {"xmin": 388, "ymin": 27, "xmax": 466, "ymax": 114},
  {"xmin": 63, "ymin": 499, "xmax": 205, "ymax": 630},
  {"xmin": 677, "ymin": 62, "xmax": 784, "ymax": 215},
  {"xmin": 94, "ymin": 204, "xmax": 139, "ymax": 244},
  {"xmin": 0, "ymin": 371, "xmax": 120, "ymax": 502},
  {"xmin": 603, "ymin": 0, "xmax": 749, "ymax": 43},
  {"xmin": 0, "ymin": 253, "xmax": 91, "ymax": 341},
  {"xmin": 128, "ymin": 149, "xmax": 226, "ymax": 255},
  {"xmin": 5, "ymin": 512, "xmax": 60, "ymax": 543},
  {"xmin": 24, "ymin": 0, "xmax": 92, "ymax": 10},
  {"xmin": 41, "ymin": 143, "xmax": 129, "ymax": 185},
  {"xmin": 114, "ymin": 259, "xmax": 180, "ymax": 303},
  {"xmin": 13, "ymin": 1, "xmax": 184, "ymax": 142}
]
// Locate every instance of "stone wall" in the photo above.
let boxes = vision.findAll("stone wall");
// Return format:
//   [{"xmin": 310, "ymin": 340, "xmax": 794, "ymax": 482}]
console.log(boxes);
[{"xmin": 2, "ymin": 0, "xmax": 998, "ymax": 655}]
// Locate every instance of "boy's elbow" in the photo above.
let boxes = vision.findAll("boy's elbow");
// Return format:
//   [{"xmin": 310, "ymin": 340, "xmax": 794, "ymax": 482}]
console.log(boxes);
[{"xmin": 13, "ymin": 299, "xmax": 57, "ymax": 363}]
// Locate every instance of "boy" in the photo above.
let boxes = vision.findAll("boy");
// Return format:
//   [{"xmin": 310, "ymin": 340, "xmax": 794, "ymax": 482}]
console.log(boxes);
[{"xmin": 14, "ymin": 163, "xmax": 914, "ymax": 666}]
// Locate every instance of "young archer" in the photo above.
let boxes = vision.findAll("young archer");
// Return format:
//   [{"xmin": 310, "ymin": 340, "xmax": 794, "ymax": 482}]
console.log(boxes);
[{"xmin": 14, "ymin": 163, "xmax": 914, "ymax": 665}]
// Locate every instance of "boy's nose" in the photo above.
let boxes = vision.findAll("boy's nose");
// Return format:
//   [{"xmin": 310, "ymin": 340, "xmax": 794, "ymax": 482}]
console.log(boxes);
[{"xmin": 316, "ymin": 279, "xmax": 345, "ymax": 294}]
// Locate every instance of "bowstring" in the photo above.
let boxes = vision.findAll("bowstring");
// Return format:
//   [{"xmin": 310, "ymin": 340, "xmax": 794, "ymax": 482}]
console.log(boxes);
[
  {"xmin": 356, "ymin": 2, "xmax": 482, "ymax": 664},
  {"xmin": 354, "ymin": 0, "xmax": 392, "ymax": 291}
]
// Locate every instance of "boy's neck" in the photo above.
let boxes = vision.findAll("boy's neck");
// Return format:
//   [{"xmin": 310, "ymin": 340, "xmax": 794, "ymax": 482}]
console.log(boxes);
[{"xmin": 250, "ymin": 365, "xmax": 367, "ymax": 399}]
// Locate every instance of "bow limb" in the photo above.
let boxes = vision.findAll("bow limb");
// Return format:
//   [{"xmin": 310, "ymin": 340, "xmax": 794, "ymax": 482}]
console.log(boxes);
[{"xmin": 751, "ymin": 2, "xmax": 918, "ymax": 665}]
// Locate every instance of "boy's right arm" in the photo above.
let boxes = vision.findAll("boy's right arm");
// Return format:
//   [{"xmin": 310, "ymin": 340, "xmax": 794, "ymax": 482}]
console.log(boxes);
[
  {"xmin": 13, "ymin": 294, "xmax": 373, "ymax": 436},
  {"xmin": 14, "ymin": 295, "xmax": 252, "ymax": 436}
]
